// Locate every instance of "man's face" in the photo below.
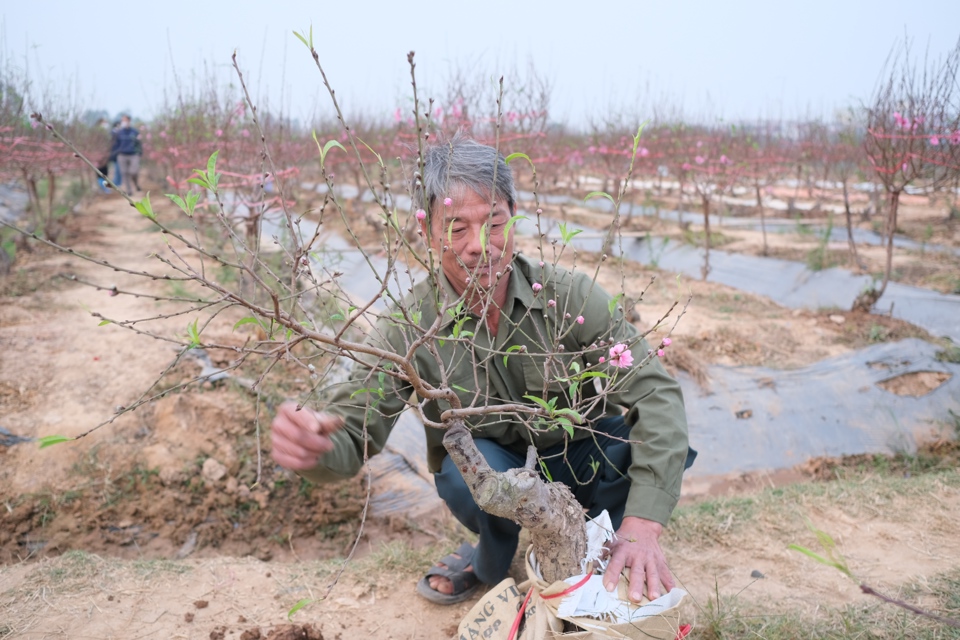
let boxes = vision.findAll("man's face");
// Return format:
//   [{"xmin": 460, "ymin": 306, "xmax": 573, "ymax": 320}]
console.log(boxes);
[{"xmin": 424, "ymin": 187, "xmax": 515, "ymax": 296}]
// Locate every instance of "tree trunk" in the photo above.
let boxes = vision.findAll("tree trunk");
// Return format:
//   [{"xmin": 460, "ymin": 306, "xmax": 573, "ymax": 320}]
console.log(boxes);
[
  {"xmin": 878, "ymin": 190, "xmax": 900, "ymax": 299},
  {"xmin": 853, "ymin": 189, "xmax": 899, "ymax": 311},
  {"xmin": 701, "ymin": 194, "xmax": 711, "ymax": 280},
  {"xmin": 842, "ymin": 179, "xmax": 863, "ymax": 271},
  {"xmin": 755, "ymin": 181, "xmax": 768, "ymax": 256},
  {"xmin": 442, "ymin": 420, "xmax": 587, "ymax": 583}
]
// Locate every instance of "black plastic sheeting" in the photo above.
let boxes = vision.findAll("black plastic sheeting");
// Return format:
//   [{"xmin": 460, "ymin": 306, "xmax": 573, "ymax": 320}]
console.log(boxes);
[
  {"xmin": 303, "ymin": 185, "xmax": 960, "ymax": 343},
  {"xmin": 366, "ymin": 411, "xmax": 443, "ymax": 517},
  {"xmin": 682, "ymin": 337, "xmax": 960, "ymax": 477},
  {"xmin": 515, "ymin": 189, "xmax": 960, "ymax": 258},
  {"xmin": 0, "ymin": 184, "xmax": 29, "ymax": 224},
  {"xmin": 517, "ymin": 215, "xmax": 960, "ymax": 343},
  {"xmin": 366, "ymin": 338, "xmax": 959, "ymax": 515}
]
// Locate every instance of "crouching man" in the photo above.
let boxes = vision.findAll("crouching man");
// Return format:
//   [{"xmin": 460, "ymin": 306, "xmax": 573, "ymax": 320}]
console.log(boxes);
[{"xmin": 271, "ymin": 135, "xmax": 694, "ymax": 605}]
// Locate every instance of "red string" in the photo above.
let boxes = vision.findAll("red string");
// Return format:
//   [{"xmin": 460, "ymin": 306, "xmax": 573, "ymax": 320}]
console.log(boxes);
[
  {"xmin": 508, "ymin": 572, "xmax": 594, "ymax": 640},
  {"xmin": 508, "ymin": 587, "xmax": 535, "ymax": 640},
  {"xmin": 676, "ymin": 623, "xmax": 693, "ymax": 638},
  {"xmin": 540, "ymin": 572, "xmax": 594, "ymax": 600}
]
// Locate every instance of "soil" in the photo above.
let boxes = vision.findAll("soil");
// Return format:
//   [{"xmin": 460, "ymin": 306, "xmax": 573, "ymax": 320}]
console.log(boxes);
[{"xmin": 1, "ymin": 187, "xmax": 958, "ymax": 639}]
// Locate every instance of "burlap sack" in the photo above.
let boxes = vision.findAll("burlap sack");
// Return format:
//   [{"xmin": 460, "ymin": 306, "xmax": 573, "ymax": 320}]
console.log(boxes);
[
  {"xmin": 455, "ymin": 576, "xmax": 561, "ymax": 640},
  {"xmin": 456, "ymin": 547, "xmax": 686, "ymax": 640}
]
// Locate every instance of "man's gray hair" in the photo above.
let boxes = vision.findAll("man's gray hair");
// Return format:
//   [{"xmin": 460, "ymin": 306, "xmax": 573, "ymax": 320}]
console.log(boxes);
[{"xmin": 413, "ymin": 134, "xmax": 516, "ymax": 216}]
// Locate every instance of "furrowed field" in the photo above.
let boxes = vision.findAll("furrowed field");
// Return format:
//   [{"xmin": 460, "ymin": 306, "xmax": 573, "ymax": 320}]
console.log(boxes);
[{"xmin": 2, "ymin": 49, "xmax": 960, "ymax": 639}]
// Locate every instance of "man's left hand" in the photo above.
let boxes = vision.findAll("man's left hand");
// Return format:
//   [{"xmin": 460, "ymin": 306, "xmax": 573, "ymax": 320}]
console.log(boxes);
[{"xmin": 603, "ymin": 516, "xmax": 674, "ymax": 602}]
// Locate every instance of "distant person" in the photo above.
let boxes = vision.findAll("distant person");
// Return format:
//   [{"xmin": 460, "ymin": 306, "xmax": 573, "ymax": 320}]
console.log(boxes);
[
  {"xmin": 110, "ymin": 115, "xmax": 142, "ymax": 195},
  {"xmin": 109, "ymin": 120, "xmax": 123, "ymax": 188}
]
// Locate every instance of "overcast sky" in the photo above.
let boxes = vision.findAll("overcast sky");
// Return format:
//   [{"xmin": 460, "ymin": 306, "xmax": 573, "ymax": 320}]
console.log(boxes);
[{"xmin": 3, "ymin": 1, "xmax": 958, "ymax": 126}]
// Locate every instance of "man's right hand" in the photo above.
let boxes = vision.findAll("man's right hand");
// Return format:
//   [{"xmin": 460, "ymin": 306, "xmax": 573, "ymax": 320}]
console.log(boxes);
[{"xmin": 270, "ymin": 401, "xmax": 343, "ymax": 471}]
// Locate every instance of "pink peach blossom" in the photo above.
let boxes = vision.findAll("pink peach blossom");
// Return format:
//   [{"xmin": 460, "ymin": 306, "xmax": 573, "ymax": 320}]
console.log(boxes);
[{"xmin": 608, "ymin": 343, "xmax": 634, "ymax": 368}]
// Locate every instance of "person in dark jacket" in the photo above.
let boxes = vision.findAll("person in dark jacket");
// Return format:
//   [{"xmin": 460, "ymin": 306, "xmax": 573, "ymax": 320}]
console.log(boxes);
[{"xmin": 110, "ymin": 115, "xmax": 141, "ymax": 195}]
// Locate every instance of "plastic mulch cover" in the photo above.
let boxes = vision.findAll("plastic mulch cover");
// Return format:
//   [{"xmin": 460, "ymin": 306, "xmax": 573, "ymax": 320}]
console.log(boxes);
[{"xmin": 368, "ymin": 338, "xmax": 959, "ymax": 514}]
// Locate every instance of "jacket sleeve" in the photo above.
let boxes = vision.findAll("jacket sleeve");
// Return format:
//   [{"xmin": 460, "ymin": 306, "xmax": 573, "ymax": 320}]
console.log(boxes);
[
  {"xmin": 296, "ymin": 316, "xmax": 415, "ymax": 484},
  {"xmin": 572, "ymin": 274, "xmax": 689, "ymax": 526}
]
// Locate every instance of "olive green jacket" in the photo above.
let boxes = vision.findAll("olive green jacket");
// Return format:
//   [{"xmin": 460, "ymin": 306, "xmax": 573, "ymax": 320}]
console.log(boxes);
[{"xmin": 300, "ymin": 253, "xmax": 689, "ymax": 526}]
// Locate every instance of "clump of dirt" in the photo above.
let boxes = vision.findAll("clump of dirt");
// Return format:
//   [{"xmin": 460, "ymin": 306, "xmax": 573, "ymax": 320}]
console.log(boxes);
[
  {"xmin": 876, "ymin": 370, "xmax": 951, "ymax": 396},
  {"xmin": 222, "ymin": 622, "xmax": 327, "ymax": 639},
  {"xmin": 801, "ymin": 437, "xmax": 960, "ymax": 481}
]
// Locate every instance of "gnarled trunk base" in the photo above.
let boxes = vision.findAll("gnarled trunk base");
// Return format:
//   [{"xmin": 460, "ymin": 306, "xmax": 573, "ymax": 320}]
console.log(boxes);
[{"xmin": 442, "ymin": 420, "xmax": 587, "ymax": 583}]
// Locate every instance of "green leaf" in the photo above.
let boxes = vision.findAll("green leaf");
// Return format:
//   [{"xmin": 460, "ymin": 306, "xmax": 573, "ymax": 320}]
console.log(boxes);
[
  {"xmin": 186, "ymin": 319, "xmax": 201, "ymax": 348},
  {"xmin": 504, "ymin": 152, "xmax": 533, "ymax": 168},
  {"xmin": 557, "ymin": 222, "xmax": 582, "ymax": 245},
  {"xmin": 233, "ymin": 317, "xmax": 262, "ymax": 331},
  {"xmin": 584, "ymin": 191, "xmax": 615, "ymax": 206},
  {"xmin": 479, "ymin": 222, "xmax": 487, "ymax": 259},
  {"xmin": 629, "ymin": 122, "xmax": 648, "ymax": 157},
  {"xmin": 578, "ymin": 371, "xmax": 611, "ymax": 380},
  {"xmin": 166, "ymin": 193, "xmax": 186, "ymax": 213},
  {"xmin": 350, "ymin": 388, "xmax": 379, "ymax": 399},
  {"xmin": 503, "ymin": 344, "xmax": 523, "ymax": 367},
  {"xmin": 287, "ymin": 598, "xmax": 311, "ymax": 620},
  {"xmin": 323, "ymin": 139, "xmax": 346, "ymax": 163},
  {"xmin": 557, "ymin": 418, "xmax": 574, "ymax": 437},
  {"xmin": 39, "ymin": 435, "xmax": 72, "ymax": 449},
  {"xmin": 133, "ymin": 193, "xmax": 156, "ymax": 221},
  {"xmin": 538, "ymin": 459, "xmax": 553, "ymax": 482},
  {"xmin": 554, "ymin": 408, "xmax": 584, "ymax": 424},
  {"xmin": 608, "ymin": 293, "xmax": 624, "ymax": 317},
  {"xmin": 356, "ymin": 137, "xmax": 383, "ymax": 166},
  {"xmin": 452, "ymin": 384, "xmax": 470, "ymax": 393},
  {"xmin": 568, "ymin": 381, "xmax": 579, "ymax": 402},
  {"xmin": 98, "ymin": 319, "xmax": 112, "ymax": 326},
  {"xmin": 787, "ymin": 544, "xmax": 836, "ymax": 569},
  {"xmin": 206, "ymin": 151, "xmax": 219, "ymax": 185},
  {"xmin": 523, "ymin": 395, "xmax": 553, "ymax": 413},
  {"xmin": 292, "ymin": 30, "xmax": 309, "ymax": 49},
  {"xmin": 186, "ymin": 191, "xmax": 200, "ymax": 215},
  {"xmin": 504, "ymin": 214, "xmax": 527, "ymax": 239},
  {"xmin": 186, "ymin": 176, "xmax": 210, "ymax": 190},
  {"xmin": 312, "ymin": 131, "xmax": 347, "ymax": 169}
]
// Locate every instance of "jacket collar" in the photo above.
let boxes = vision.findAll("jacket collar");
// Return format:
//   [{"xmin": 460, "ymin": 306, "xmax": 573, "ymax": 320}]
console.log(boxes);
[{"xmin": 433, "ymin": 253, "xmax": 542, "ymax": 330}]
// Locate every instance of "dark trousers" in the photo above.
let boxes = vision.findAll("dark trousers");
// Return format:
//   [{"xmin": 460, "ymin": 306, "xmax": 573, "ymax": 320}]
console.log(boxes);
[{"xmin": 434, "ymin": 416, "xmax": 696, "ymax": 585}]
